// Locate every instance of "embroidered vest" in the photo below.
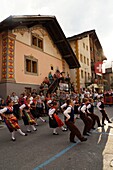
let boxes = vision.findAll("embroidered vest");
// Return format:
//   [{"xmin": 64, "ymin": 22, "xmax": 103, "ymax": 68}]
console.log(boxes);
[{"xmin": 64, "ymin": 106, "xmax": 74, "ymax": 122}]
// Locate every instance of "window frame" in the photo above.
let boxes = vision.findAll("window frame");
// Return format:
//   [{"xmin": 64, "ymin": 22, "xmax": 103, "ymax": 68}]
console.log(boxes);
[
  {"xmin": 81, "ymin": 70, "xmax": 84, "ymax": 79},
  {"xmin": 84, "ymin": 56, "xmax": 86, "ymax": 64},
  {"xmin": 31, "ymin": 33, "xmax": 43, "ymax": 50},
  {"xmin": 25, "ymin": 55, "xmax": 38, "ymax": 76},
  {"xmin": 80, "ymin": 54, "xmax": 83, "ymax": 62}
]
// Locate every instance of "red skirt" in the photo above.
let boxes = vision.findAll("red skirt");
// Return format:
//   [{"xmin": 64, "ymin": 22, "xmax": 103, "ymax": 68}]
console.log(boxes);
[
  {"xmin": 4, "ymin": 116, "xmax": 20, "ymax": 132},
  {"xmin": 53, "ymin": 114, "xmax": 64, "ymax": 127}
]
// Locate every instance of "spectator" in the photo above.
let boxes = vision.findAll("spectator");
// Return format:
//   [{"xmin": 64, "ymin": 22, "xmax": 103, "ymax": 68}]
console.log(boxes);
[
  {"xmin": 19, "ymin": 93, "xmax": 26, "ymax": 106},
  {"xmin": 48, "ymin": 72, "xmax": 54, "ymax": 84},
  {"xmin": 0, "ymin": 99, "xmax": 6, "ymax": 109},
  {"xmin": 6, "ymin": 95, "xmax": 11, "ymax": 105},
  {"xmin": 43, "ymin": 77, "xmax": 50, "ymax": 85},
  {"xmin": 31, "ymin": 89, "xmax": 37, "ymax": 97}
]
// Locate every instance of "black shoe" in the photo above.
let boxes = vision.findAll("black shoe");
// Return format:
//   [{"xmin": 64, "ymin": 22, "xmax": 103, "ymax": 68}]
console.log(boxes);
[
  {"xmin": 11, "ymin": 138, "xmax": 16, "ymax": 141},
  {"xmin": 62, "ymin": 128, "xmax": 68, "ymax": 132},
  {"xmin": 83, "ymin": 133, "xmax": 90, "ymax": 136},
  {"xmin": 24, "ymin": 133, "xmax": 28, "ymax": 136},
  {"xmin": 92, "ymin": 127, "xmax": 96, "ymax": 130},
  {"xmin": 87, "ymin": 131, "xmax": 92, "ymax": 134},
  {"xmin": 33, "ymin": 129, "xmax": 37, "ymax": 131},
  {"xmin": 27, "ymin": 130, "xmax": 31, "ymax": 133},
  {"xmin": 98, "ymin": 125, "xmax": 102, "ymax": 127},
  {"xmin": 70, "ymin": 140, "xmax": 76, "ymax": 143},
  {"xmin": 102, "ymin": 123, "xmax": 106, "ymax": 126},
  {"xmin": 80, "ymin": 137, "xmax": 87, "ymax": 142},
  {"xmin": 101, "ymin": 124, "xmax": 104, "ymax": 127},
  {"xmin": 108, "ymin": 121, "xmax": 112, "ymax": 123},
  {"xmin": 53, "ymin": 133, "xmax": 59, "ymax": 135}
]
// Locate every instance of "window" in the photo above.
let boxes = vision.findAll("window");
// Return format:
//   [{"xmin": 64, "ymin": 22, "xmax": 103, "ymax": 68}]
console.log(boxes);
[
  {"xmin": 83, "ymin": 43, "xmax": 85, "ymax": 48},
  {"xmin": 88, "ymin": 73, "xmax": 90, "ymax": 79},
  {"xmin": 90, "ymin": 47, "xmax": 93, "ymax": 52},
  {"xmin": 32, "ymin": 34, "xmax": 43, "ymax": 50},
  {"xmin": 81, "ymin": 70, "xmax": 83, "ymax": 78},
  {"xmin": 32, "ymin": 36, "xmax": 37, "ymax": 46},
  {"xmin": 26, "ymin": 59, "xmax": 31, "ymax": 72},
  {"xmin": 85, "ymin": 72, "xmax": 87, "ymax": 81},
  {"xmin": 80, "ymin": 54, "xmax": 83, "ymax": 62},
  {"xmin": 38, "ymin": 38, "xmax": 43, "ymax": 49},
  {"xmin": 51, "ymin": 66, "xmax": 54, "ymax": 70},
  {"xmin": 86, "ymin": 45, "xmax": 88, "ymax": 51},
  {"xmin": 84, "ymin": 56, "xmax": 86, "ymax": 64},
  {"xmin": 32, "ymin": 61, "xmax": 37, "ymax": 73},
  {"xmin": 87, "ymin": 58, "xmax": 89, "ymax": 66},
  {"xmin": 25, "ymin": 56, "xmax": 38, "ymax": 75}
]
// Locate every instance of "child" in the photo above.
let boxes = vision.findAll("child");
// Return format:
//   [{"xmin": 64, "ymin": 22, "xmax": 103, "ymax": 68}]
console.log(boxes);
[
  {"xmin": 0, "ymin": 100, "xmax": 27, "ymax": 141},
  {"xmin": 87, "ymin": 98, "xmax": 102, "ymax": 128},
  {"xmin": 97, "ymin": 96, "xmax": 112, "ymax": 126},
  {"xmin": 48, "ymin": 101, "xmax": 67, "ymax": 135},
  {"xmin": 19, "ymin": 97, "xmax": 37, "ymax": 132},
  {"xmin": 63, "ymin": 99, "xmax": 87, "ymax": 143},
  {"xmin": 78, "ymin": 98, "xmax": 93, "ymax": 136}
]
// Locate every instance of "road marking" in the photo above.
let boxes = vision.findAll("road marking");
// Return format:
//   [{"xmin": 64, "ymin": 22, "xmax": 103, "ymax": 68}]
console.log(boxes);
[
  {"xmin": 93, "ymin": 131, "xmax": 113, "ymax": 136},
  {"xmin": 33, "ymin": 141, "xmax": 80, "ymax": 170},
  {"xmin": 33, "ymin": 117, "xmax": 113, "ymax": 170},
  {"xmin": 0, "ymin": 125, "xmax": 6, "ymax": 129}
]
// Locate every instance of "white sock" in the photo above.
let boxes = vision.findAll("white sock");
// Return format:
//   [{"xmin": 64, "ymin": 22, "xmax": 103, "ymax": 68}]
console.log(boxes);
[
  {"xmin": 61, "ymin": 126, "xmax": 66, "ymax": 130},
  {"xmin": 31, "ymin": 125, "xmax": 37, "ymax": 131},
  {"xmin": 11, "ymin": 131, "xmax": 15, "ymax": 139},
  {"xmin": 39, "ymin": 117, "xmax": 45, "ymax": 122},
  {"xmin": 17, "ymin": 129, "xmax": 26, "ymax": 136},
  {"xmin": 53, "ymin": 128, "xmax": 57, "ymax": 134},
  {"xmin": 26, "ymin": 125, "xmax": 31, "ymax": 131},
  {"xmin": 35, "ymin": 119, "xmax": 38, "ymax": 125}
]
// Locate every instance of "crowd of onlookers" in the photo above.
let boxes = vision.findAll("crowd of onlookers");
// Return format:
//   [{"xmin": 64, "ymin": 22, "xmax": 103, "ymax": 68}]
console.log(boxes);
[
  {"xmin": 0, "ymin": 68, "xmax": 113, "ymax": 124},
  {"xmin": 0, "ymin": 68, "xmax": 113, "ymax": 144},
  {"xmin": 0, "ymin": 87, "xmax": 112, "ymax": 121},
  {"xmin": 39, "ymin": 70, "xmax": 71, "ymax": 95}
]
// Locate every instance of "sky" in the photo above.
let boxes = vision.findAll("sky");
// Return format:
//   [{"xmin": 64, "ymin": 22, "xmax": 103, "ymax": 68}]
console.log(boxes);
[{"xmin": 0, "ymin": 0, "xmax": 113, "ymax": 68}]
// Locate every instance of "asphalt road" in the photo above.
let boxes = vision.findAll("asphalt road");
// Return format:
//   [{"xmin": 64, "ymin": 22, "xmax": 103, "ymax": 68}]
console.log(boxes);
[{"xmin": 0, "ymin": 106, "xmax": 113, "ymax": 170}]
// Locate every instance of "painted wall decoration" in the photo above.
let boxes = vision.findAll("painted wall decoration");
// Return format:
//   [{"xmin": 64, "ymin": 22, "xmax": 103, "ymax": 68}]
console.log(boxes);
[{"xmin": 2, "ymin": 32, "xmax": 16, "ymax": 81}]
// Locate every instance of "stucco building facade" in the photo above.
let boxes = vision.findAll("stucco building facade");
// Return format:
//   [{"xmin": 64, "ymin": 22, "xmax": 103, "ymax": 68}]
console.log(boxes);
[
  {"xmin": 67, "ymin": 30, "xmax": 106, "ymax": 92},
  {"xmin": 0, "ymin": 15, "xmax": 80, "ymax": 98}
]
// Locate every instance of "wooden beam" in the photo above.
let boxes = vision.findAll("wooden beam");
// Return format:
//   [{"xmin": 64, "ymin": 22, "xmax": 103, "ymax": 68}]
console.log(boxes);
[
  {"xmin": 55, "ymin": 39, "xmax": 64, "ymax": 44},
  {"xmin": 63, "ymin": 54, "xmax": 71, "ymax": 58}
]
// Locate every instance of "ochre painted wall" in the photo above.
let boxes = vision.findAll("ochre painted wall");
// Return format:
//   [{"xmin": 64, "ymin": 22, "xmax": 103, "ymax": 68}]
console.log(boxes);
[{"xmin": 15, "ymin": 40, "xmax": 63, "ymax": 85}]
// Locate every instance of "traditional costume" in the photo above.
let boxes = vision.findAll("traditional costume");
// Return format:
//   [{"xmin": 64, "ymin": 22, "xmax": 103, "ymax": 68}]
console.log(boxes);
[
  {"xmin": 19, "ymin": 102, "xmax": 37, "ymax": 132},
  {"xmin": 97, "ymin": 97, "xmax": 112, "ymax": 125},
  {"xmin": 63, "ymin": 103, "xmax": 87, "ymax": 143},
  {"xmin": 0, "ymin": 106, "xmax": 27, "ymax": 141},
  {"xmin": 48, "ymin": 106, "xmax": 66, "ymax": 135},
  {"xmin": 87, "ymin": 100, "xmax": 102, "ymax": 128},
  {"xmin": 78, "ymin": 102, "xmax": 93, "ymax": 136}
]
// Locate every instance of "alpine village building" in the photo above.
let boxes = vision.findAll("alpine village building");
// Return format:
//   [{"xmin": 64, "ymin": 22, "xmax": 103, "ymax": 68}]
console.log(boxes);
[
  {"xmin": 0, "ymin": 15, "xmax": 80, "ymax": 99},
  {"xmin": 0, "ymin": 15, "xmax": 106, "ymax": 98},
  {"xmin": 67, "ymin": 30, "xmax": 107, "ymax": 93}
]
